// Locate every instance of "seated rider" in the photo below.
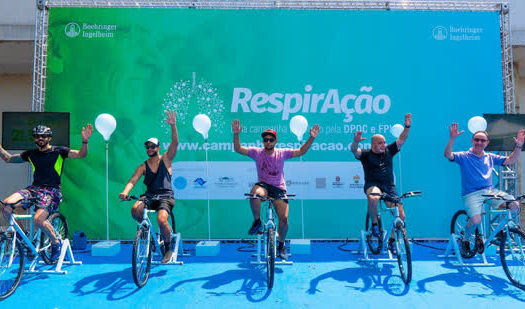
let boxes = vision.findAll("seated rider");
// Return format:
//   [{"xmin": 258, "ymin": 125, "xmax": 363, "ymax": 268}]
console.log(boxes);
[
  {"xmin": 119, "ymin": 110, "xmax": 179, "ymax": 263},
  {"xmin": 0, "ymin": 124, "xmax": 93, "ymax": 262},
  {"xmin": 231, "ymin": 119, "xmax": 319, "ymax": 260},
  {"xmin": 444, "ymin": 123, "xmax": 524, "ymax": 253},
  {"xmin": 351, "ymin": 113, "xmax": 412, "ymax": 254}
]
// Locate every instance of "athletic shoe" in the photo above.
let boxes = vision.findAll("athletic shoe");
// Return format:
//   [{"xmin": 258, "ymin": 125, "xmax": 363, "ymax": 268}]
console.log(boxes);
[
  {"xmin": 461, "ymin": 239, "xmax": 471, "ymax": 254},
  {"xmin": 387, "ymin": 238, "xmax": 397, "ymax": 256},
  {"xmin": 277, "ymin": 241, "xmax": 288, "ymax": 260},
  {"xmin": 50, "ymin": 240, "xmax": 62, "ymax": 262},
  {"xmin": 371, "ymin": 224, "xmax": 381, "ymax": 238},
  {"xmin": 161, "ymin": 244, "xmax": 173, "ymax": 263},
  {"xmin": 248, "ymin": 219, "xmax": 263, "ymax": 235},
  {"xmin": 475, "ymin": 235, "xmax": 484, "ymax": 254}
]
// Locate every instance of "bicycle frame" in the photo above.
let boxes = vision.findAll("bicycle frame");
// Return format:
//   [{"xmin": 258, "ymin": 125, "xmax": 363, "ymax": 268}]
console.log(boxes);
[
  {"xmin": 247, "ymin": 193, "xmax": 293, "ymax": 266},
  {"xmin": 481, "ymin": 208, "xmax": 518, "ymax": 251},
  {"xmin": 138, "ymin": 208, "xmax": 161, "ymax": 253}
]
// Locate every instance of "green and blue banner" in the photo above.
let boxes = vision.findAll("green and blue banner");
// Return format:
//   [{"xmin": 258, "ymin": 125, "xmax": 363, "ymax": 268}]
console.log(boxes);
[{"xmin": 46, "ymin": 8, "xmax": 503, "ymax": 239}]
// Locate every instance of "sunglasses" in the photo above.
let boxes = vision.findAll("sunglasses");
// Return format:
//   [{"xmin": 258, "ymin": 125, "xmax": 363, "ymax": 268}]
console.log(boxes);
[
  {"xmin": 33, "ymin": 134, "xmax": 50, "ymax": 139},
  {"xmin": 145, "ymin": 144, "xmax": 158, "ymax": 149},
  {"xmin": 473, "ymin": 138, "xmax": 488, "ymax": 143},
  {"xmin": 263, "ymin": 138, "xmax": 276, "ymax": 143}
]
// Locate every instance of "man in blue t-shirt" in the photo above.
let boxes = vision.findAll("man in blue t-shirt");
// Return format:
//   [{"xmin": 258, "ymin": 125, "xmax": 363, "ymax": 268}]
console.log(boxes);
[
  {"xmin": 0, "ymin": 124, "xmax": 93, "ymax": 262},
  {"xmin": 445, "ymin": 122, "xmax": 524, "ymax": 253}
]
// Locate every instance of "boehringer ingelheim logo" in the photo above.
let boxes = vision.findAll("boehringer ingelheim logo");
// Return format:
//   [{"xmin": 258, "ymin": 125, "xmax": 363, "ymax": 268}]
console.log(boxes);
[
  {"xmin": 432, "ymin": 26, "xmax": 448, "ymax": 40},
  {"xmin": 65, "ymin": 23, "xmax": 80, "ymax": 38}
]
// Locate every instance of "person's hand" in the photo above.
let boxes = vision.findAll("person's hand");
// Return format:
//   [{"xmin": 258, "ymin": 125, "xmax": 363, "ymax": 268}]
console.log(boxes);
[
  {"xmin": 82, "ymin": 124, "xmax": 94, "ymax": 142},
  {"xmin": 231, "ymin": 119, "xmax": 242, "ymax": 134},
  {"xmin": 310, "ymin": 124, "xmax": 320, "ymax": 138},
  {"xmin": 165, "ymin": 110, "xmax": 177, "ymax": 125},
  {"xmin": 118, "ymin": 193, "xmax": 128, "ymax": 200},
  {"xmin": 404, "ymin": 113, "xmax": 412, "ymax": 127},
  {"xmin": 449, "ymin": 123, "xmax": 464, "ymax": 139},
  {"xmin": 353, "ymin": 131, "xmax": 366, "ymax": 143},
  {"xmin": 514, "ymin": 129, "xmax": 525, "ymax": 147}
]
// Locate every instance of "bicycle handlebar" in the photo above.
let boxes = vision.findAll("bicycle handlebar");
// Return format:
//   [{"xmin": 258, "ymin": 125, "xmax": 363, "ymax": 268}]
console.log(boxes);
[
  {"xmin": 244, "ymin": 193, "xmax": 296, "ymax": 201},
  {"xmin": 482, "ymin": 193, "xmax": 525, "ymax": 202},
  {"xmin": 120, "ymin": 194, "xmax": 172, "ymax": 202},
  {"xmin": 369, "ymin": 190, "xmax": 422, "ymax": 203}
]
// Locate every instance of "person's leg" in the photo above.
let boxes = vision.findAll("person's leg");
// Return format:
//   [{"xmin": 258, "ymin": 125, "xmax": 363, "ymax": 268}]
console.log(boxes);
[
  {"xmin": 1, "ymin": 192, "xmax": 24, "ymax": 220},
  {"xmin": 274, "ymin": 200, "xmax": 289, "ymax": 243},
  {"xmin": 366, "ymin": 186, "xmax": 382, "ymax": 237},
  {"xmin": 34, "ymin": 208, "xmax": 57, "ymax": 243},
  {"xmin": 249, "ymin": 184, "xmax": 267, "ymax": 220},
  {"xmin": 131, "ymin": 201, "xmax": 145, "ymax": 223},
  {"xmin": 248, "ymin": 184, "xmax": 267, "ymax": 235},
  {"xmin": 274, "ymin": 199, "xmax": 289, "ymax": 259},
  {"xmin": 366, "ymin": 186, "xmax": 381, "ymax": 224},
  {"xmin": 157, "ymin": 209, "xmax": 172, "ymax": 244},
  {"xmin": 461, "ymin": 190, "xmax": 485, "ymax": 253}
]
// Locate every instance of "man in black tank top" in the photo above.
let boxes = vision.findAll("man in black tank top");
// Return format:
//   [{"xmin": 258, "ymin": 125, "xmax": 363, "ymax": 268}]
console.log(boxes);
[
  {"xmin": 119, "ymin": 110, "xmax": 179, "ymax": 263},
  {"xmin": 1, "ymin": 124, "xmax": 93, "ymax": 263}
]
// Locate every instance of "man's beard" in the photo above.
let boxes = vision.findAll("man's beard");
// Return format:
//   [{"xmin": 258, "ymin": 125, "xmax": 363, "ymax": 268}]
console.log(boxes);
[
  {"xmin": 35, "ymin": 140, "xmax": 49, "ymax": 148},
  {"xmin": 148, "ymin": 151, "xmax": 158, "ymax": 157}
]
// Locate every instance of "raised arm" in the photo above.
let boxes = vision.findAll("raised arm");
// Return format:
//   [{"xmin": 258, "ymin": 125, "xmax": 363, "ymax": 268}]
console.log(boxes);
[
  {"xmin": 0, "ymin": 145, "xmax": 24, "ymax": 163},
  {"xmin": 350, "ymin": 131, "xmax": 365, "ymax": 159},
  {"xmin": 119, "ymin": 164, "xmax": 146, "ymax": 199},
  {"xmin": 164, "ymin": 110, "xmax": 179, "ymax": 163},
  {"xmin": 292, "ymin": 124, "xmax": 319, "ymax": 157},
  {"xmin": 68, "ymin": 124, "xmax": 94, "ymax": 158},
  {"xmin": 232, "ymin": 119, "xmax": 250, "ymax": 156},
  {"xmin": 444, "ymin": 122, "xmax": 463, "ymax": 160},
  {"xmin": 395, "ymin": 113, "xmax": 411, "ymax": 149},
  {"xmin": 503, "ymin": 129, "xmax": 525, "ymax": 165}
]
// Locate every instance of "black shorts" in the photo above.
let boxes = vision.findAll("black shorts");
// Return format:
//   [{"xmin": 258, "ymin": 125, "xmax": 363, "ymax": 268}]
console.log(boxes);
[
  {"xmin": 140, "ymin": 194, "xmax": 175, "ymax": 214},
  {"xmin": 255, "ymin": 182, "xmax": 288, "ymax": 202},
  {"xmin": 364, "ymin": 183, "xmax": 399, "ymax": 201}
]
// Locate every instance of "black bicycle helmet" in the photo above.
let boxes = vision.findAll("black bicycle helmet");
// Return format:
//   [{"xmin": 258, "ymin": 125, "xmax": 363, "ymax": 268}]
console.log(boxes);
[{"xmin": 32, "ymin": 125, "xmax": 52, "ymax": 137}]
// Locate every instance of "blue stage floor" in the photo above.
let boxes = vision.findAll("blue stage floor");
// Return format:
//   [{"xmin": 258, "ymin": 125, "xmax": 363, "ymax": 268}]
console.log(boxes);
[{"xmin": 3, "ymin": 241, "xmax": 525, "ymax": 308}]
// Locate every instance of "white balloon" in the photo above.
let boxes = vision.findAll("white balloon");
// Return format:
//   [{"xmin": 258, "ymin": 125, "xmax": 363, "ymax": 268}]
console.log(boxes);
[
  {"xmin": 193, "ymin": 114, "xmax": 211, "ymax": 140},
  {"xmin": 290, "ymin": 115, "xmax": 308, "ymax": 141},
  {"xmin": 390, "ymin": 124, "xmax": 404, "ymax": 138},
  {"xmin": 468, "ymin": 116, "xmax": 487, "ymax": 134},
  {"xmin": 95, "ymin": 113, "xmax": 117, "ymax": 141}
]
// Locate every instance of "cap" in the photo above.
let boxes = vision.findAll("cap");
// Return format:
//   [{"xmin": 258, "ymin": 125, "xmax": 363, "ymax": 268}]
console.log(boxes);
[
  {"xmin": 261, "ymin": 129, "xmax": 277, "ymax": 139},
  {"xmin": 144, "ymin": 137, "xmax": 159, "ymax": 146}
]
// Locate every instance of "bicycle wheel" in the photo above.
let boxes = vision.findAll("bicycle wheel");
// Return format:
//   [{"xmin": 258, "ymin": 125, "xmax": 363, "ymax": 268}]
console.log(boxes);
[
  {"xmin": 40, "ymin": 212, "xmax": 69, "ymax": 265},
  {"xmin": 132, "ymin": 227, "xmax": 152, "ymax": 288},
  {"xmin": 499, "ymin": 228, "xmax": 525, "ymax": 290},
  {"xmin": 266, "ymin": 227, "xmax": 275, "ymax": 289},
  {"xmin": 394, "ymin": 223, "xmax": 412, "ymax": 284},
  {"xmin": 365, "ymin": 213, "xmax": 383, "ymax": 255},
  {"xmin": 0, "ymin": 234, "xmax": 25, "ymax": 300},
  {"xmin": 450, "ymin": 210, "xmax": 477, "ymax": 259}
]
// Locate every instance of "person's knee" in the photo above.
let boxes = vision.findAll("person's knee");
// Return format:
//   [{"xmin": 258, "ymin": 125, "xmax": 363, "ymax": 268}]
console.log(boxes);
[
  {"xmin": 367, "ymin": 196, "xmax": 380, "ymax": 205},
  {"xmin": 279, "ymin": 214, "xmax": 289, "ymax": 226},
  {"xmin": 158, "ymin": 212, "xmax": 169, "ymax": 225},
  {"xmin": 509, "ymin": 201, "xmax": 520, "ymax": 213},
  {"xmin": 470, "ymin": 215, "xmax": 482, "ymax": 225}
]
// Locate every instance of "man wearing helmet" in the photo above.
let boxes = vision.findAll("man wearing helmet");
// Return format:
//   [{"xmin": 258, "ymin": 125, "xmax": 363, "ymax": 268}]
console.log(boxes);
[
  {"xmin": 232, "ymin": 119, "xmax": 320, "ymax": 260},
  {"xmin": 0, "ymin": 123, "xmax": 93, "ymax": 262},
  {"xmin": 119, "ymin": 110, "xmax": 178, "ymax": 263}
]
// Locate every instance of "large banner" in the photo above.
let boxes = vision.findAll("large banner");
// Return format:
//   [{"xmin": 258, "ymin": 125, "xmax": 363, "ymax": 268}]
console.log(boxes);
[{"xmin": 46, "ymin": 8, "xmax": 503, "ymax": 239}]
